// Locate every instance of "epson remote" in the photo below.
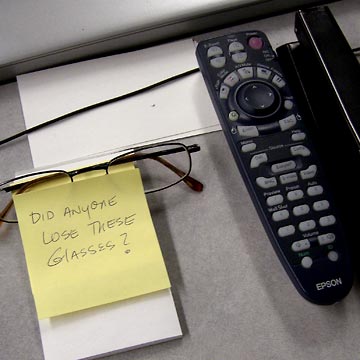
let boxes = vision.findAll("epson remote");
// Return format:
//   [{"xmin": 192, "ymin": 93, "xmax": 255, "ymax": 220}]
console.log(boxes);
[{"xmin": 195, "ymin": 31, "xmax": 352, "ymax": 304}]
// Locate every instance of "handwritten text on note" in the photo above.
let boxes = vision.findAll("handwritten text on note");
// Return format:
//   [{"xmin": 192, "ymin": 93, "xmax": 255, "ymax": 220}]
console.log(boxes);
[{"xmin": 13, "ymin": 168, "xmax": 170, "ymax": 319}]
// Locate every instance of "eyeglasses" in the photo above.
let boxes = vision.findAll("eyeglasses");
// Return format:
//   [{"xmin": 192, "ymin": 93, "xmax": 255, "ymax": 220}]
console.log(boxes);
[{"xmin": 0, "ymin": 142, "xmax": 203, "ymax": 225}]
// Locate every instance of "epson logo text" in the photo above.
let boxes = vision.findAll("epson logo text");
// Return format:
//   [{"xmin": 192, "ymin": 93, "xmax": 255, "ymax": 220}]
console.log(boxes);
[{"xmin": 316, "ymin": 278, "xmax": 342, "ymax": 291}]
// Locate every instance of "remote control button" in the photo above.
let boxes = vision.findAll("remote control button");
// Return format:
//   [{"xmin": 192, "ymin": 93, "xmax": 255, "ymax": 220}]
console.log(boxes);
[
  {"xmin": 299, "ymin": 220, "xmax": 316, "ymax": 232},
  {"xmin": 229, "ymin": 110, "xmax": 239, "ymax": 121},
  {"xmin": 278, "ymin": 225, "xmax": 295, "ymax": 237},
  {"xmin": 307, "ymin": 185, "xmax": 324, "ymax": 197},
  {"xmin": 291, "ymin": 132, "xmax": 306, "ymax": 141},
  {"xmin": 284, "ymin": 99, "xmax": 294, "ymax": 110},
  {"xmin": 279, "ymin": 115, "xmax": 297, "ymax": 131},
  {"xmin": 224, "ymin": 71, "xmax": 240, "ymax": 87},
  {"xmin": 271, "ymin": 160, "xmax": 296, "ymax": 174},
  {"xmin": 272, "ymin": 209, "xmax": 290, "ymax": 222},
  {"xmin": 318, "ymin": 233, "xmax": 335, "ymax": 246},
  {"xmin": 290, "ymin": 145, "xmax": 311, "ymax": 157},
  {"xmin": 256, "ymin": 176, "xmax": 277, "ymax": 189},
  {"xmin": 207, "ymin": 46, "xmax": 223, "ymax": 57},
  {"xmin": 328, "ymin": 251, "xmax": 339, "ymax": 262},
  {"xmin": 287, "ymin": 189, "xmax": 304, "ymax": 201},
  {"xmin": 313, "ymin": 200, "xmax": 330, "ymax": 212},
  {"xmin": 248, "ymin": 36, "xmax": 264, "ymax": 50},
  {"xmin": 300, "ymin": 165, "xmax": 317, "ymax": 180},
  {"xmin": 237, "ymin": 66, "xmax": 254, "ymax": 80},
  {"xmin": 280, "ymin": 172, "xmax": 298, "ymax": 184},
  {"xmin": 291, "ymin": 239, "xmax": 311, "ymax": 252},
  {"xmin": 301, "ymin": 256, "xmax": 313, "ymax": 269},
  {"xmin": 256, "ymin": 67, "xmax": 272, "ymax": 80},
  {"xmin": 237, "ymin": 125, "xmax": 259, "ymax": 137},
  {"xmin": 319, "ymin": 215, "xmax": 336, "ymax": 227},
  {"xmin": 232, "ymin": 52, "xmax": 248, "ymax": 64},
  {"xmin": 219, "ymin": 84, "xmax": 230, "ymax": 99},
  {"xmin": 229, "ymin": 41, "xmax": 245, "ymax": 52},
  {"xmin": 250, "ymin": 153, "xmax": 268, "ymax": 168},
  {"xmin": 293, "ymin": 204, "xmax": 310, "ymax": 216},
  {"xmin": 266, "ymin": 194, "xmax": 284, "ymax": 206},
  {"xmin": 272, "ymin": 74, "xmax": 286, "ymax": 88},
  {"xmin": 257, "ymin": 122, "xmax": 281, "ymax": 134},
  {"xmin": 237, "ymin": 82, "xmax": 280, "ymax": 117},
  {"xmin": 210, "ymin": 57, "xmax": 226, "ymax": 68},
  {"xmin": 241, "ymin": 142, "xmax": 256, "ymax": 152}
]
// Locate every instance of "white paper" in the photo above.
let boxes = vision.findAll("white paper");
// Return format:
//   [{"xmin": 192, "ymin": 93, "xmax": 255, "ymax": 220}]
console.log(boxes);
[
  {"xmin": 17, "ymin": 38, "xmax": 220, "ymax": 168},
  {"xmin": 39, "ymin": 289, "xmax": 182, "ymax": 360}
]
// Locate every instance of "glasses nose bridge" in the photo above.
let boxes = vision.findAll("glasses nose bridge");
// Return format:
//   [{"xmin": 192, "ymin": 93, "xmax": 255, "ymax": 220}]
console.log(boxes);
[{"xmin": 69, "ymin": 162, "xmax": 109, "ymax": 179}]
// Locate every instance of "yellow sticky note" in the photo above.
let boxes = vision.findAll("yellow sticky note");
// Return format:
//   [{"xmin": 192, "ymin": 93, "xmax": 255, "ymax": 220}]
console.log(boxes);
[{"xmin": 13, "ymin": 168, "xmax": 170, "ymax": 319}]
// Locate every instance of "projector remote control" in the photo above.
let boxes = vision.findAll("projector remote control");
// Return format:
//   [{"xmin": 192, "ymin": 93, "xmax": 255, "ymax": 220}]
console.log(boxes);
[{"xmin": 196, "ymin": 30, "xmax": 352, "ymax": 304}]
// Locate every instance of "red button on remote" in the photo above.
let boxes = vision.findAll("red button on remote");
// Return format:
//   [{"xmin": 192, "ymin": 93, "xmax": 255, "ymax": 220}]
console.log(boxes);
[{"xmin": 248, "ymin": 36, "xmax": 263, "ymax": 50}]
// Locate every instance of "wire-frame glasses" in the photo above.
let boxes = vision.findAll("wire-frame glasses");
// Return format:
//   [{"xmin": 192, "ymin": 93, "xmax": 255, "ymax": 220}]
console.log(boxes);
[{"xmin": 0, "ymin": 142, "xmax": 203, "ymax": 225}]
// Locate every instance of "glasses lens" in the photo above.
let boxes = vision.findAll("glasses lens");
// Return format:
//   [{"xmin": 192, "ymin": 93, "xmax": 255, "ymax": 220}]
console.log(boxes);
[
  {"xmin": 0, "ymin": 171, "xmax": 71, "ymax": 224},
  {"xmin": 108, "ymin": 143, "xmax": 191, "ymax": 193}
]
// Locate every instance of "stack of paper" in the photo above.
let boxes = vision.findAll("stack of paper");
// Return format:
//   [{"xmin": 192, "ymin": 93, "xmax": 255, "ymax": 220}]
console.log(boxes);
[
  {"xmin": 13, "ymin": 166, "xmax": 182, "ymax": 360},
  {"xmin": 15, "ymin": 36, "xmax": 219, "ymax": 359}
]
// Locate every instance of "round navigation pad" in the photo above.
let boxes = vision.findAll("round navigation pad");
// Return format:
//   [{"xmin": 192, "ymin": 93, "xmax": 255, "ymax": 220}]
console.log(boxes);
[{"xmin": 236, "ymin": 81, "xmax": 280, "ymax": 118}]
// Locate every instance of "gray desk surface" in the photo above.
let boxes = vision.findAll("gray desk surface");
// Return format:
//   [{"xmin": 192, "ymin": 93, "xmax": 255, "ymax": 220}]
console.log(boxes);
[{"xmin": 1, "ymin": 1, "xmax": 360, "ymax": 359}]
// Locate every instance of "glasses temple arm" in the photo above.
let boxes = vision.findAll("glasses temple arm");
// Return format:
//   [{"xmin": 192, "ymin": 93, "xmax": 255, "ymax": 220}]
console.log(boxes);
[{"xmin": 151, "ymin": 156, "xmax": 203, "ymax": 192}]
